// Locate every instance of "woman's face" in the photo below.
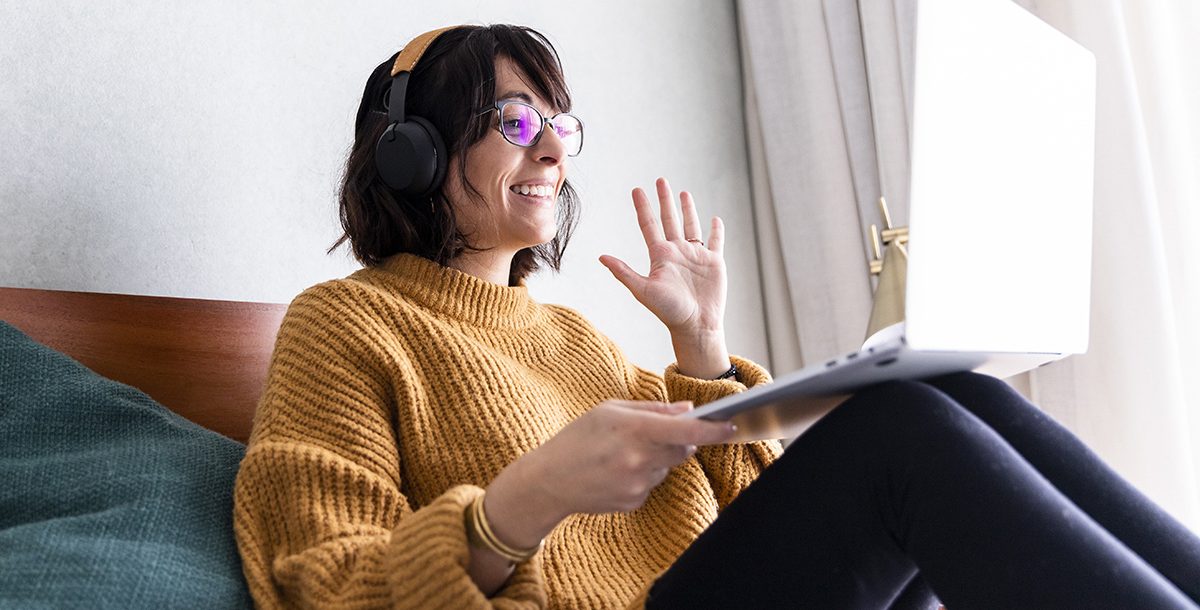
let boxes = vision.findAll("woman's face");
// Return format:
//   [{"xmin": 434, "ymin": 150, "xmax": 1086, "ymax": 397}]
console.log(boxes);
[{"xmin": 444, "ymin": 56, "xmax": 569, "ymax": 254}]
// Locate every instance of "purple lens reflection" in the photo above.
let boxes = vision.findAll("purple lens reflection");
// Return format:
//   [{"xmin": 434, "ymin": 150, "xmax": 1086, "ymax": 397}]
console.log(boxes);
[
  {"xmin": 501, "ymin": 103, "xmax": 540, "ymax": 145},
  {"xmin": 498, "ymin": 102, "xmax": 583, "ymax": 156},
  {"xmin": 550, "ymin": 114, "xmax": 583, "ymax": 156}
]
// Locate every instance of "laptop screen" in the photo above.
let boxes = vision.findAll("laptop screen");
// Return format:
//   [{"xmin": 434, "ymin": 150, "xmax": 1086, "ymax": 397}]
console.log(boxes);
[{"xmin": 904, "ymin": 0, "xmax": 1096, "ymax": 356}]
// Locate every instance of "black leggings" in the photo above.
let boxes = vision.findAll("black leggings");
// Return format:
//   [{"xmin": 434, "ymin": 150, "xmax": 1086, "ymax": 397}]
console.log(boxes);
[{"xmin": 646, "ymin": 373, "xmax": 1200, "ymax": 609}]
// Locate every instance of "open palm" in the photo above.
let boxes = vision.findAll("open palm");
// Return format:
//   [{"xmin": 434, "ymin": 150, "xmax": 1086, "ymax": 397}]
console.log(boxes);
[{"xmin": 600, "ymin": 178, "xmax": 727, "ymax": 334}]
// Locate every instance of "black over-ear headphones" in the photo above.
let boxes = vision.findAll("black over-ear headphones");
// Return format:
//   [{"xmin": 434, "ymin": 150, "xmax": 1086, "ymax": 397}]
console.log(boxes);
[{"xmin": 375, "ymin": 26, "xmax": 456, "ymax": 198}]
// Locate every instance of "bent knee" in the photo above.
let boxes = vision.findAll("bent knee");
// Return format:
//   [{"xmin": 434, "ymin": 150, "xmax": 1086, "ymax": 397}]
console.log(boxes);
[
  {"xmin": 842, "ymin": 380, "xmax": 981, "ymax": 446},
  {"xmin": 931, "ymin": 370, "xmax": 1014, "ymax": 396}
]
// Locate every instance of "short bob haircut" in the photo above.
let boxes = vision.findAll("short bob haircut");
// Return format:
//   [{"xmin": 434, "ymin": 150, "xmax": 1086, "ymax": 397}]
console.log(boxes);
[{"xmin": 330, "ymin": 24, "xmax": 580, "ymax": 285}]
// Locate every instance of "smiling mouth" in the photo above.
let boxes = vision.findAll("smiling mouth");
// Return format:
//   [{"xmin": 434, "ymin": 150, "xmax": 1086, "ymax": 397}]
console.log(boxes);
[{"xmin": 509, "ymin": 184, "xmax": 556, "ymax": 202}]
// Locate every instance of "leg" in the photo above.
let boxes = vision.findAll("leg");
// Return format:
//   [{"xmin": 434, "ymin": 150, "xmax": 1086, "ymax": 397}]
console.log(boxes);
[
  {"xmin": 646, "ymin": 381, "xmax": 1197, "ymax": 609},
  {"xmin": 926, "ymin": 372, "xmax": 1200, "ymax": 603},
  {"xmin": 889, "ymin": 574, "xmax": 938, "ymax": 610}
]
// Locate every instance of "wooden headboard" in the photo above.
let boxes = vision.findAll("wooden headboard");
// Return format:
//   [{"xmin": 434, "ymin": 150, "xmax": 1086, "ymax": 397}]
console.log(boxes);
[{"xmin": 0, "ymin": 287, "xmax": 288, "ymax": 444}]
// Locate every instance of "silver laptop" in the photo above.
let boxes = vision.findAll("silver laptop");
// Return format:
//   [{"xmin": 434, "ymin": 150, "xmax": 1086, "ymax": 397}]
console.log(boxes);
[{"xmin": 682, "ymin": 0, "xmax": 1097, "ymax": 442}]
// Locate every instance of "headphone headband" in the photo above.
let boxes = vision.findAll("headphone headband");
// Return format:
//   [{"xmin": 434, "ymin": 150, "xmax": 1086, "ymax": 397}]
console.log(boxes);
[
  {"xmin": 391, "ymin": 26, "xmax": 457, "ymax": 76},
  {"xmin": 385, "ymin": 26, "xmax": 456, "ymax": 125}
]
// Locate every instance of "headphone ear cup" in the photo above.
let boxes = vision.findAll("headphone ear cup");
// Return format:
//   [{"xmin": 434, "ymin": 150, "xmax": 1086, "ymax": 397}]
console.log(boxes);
[
  {"xmin": 408, "ymin": 116, "xmax": 447, "ymax": 198},
  {"xmin": 374, "ymin": 116, "xmax": 447, "ymax": 198}
]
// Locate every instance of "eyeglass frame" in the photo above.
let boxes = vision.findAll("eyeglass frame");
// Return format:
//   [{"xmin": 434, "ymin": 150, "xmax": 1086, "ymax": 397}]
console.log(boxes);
[{"xmin": 475, "ymin": 101, "xmax": 584, "ymax": 157}]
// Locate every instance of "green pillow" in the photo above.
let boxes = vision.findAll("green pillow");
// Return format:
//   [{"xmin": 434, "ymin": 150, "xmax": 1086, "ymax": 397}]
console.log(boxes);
[{"xmin": 0, "ymin": 321, "xmax": 252, "ymax": 609}]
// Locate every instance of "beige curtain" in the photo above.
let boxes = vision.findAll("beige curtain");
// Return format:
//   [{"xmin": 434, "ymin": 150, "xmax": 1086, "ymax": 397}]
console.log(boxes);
[
  {"xmin": 737, "ymin": 0, "xmax": 1199, "ymax": 532},
  {"xmin": 737, "ymin": 0, "xmax": 882, "ymax": 374}
]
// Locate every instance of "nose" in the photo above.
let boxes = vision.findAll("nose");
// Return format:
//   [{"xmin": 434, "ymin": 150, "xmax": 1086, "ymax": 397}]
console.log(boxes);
[{"xmin": 532, "ymin": 122, "xmax": 567, "ymax": 165}]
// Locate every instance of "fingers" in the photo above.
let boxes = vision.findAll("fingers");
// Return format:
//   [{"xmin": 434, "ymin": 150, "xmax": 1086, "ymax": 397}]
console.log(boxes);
[
  {"xmin": 631, "ymin": 187, "xmax": 663, "ymax": 248},
  {"xmin": 622, "ymin": 400, "xmax": 693, "ymax": 415},
  {"xmin": 633, "ymin": 178, "xmax": 709, "ymax": 248},
  {"xmin": 614, "ymin": 403, "xmax": 700, "ymax": 466},
  {"xmin": 631, "ymin": 408, "xmax": 736, "ymax": 447},
  {"xmin": 656, "ymin": 177, "xmax": 683, "ymax": 241},
  {"xmin": 708, "ymin": 216, "xmax": 724, "ymax": 254},
  {"xmin": 598, "ymin": 254, "xmax": 646, "ymax": 294},
  {"xmin": 680, "ymin": 191, "xmax": 704, "ymax": 242}
]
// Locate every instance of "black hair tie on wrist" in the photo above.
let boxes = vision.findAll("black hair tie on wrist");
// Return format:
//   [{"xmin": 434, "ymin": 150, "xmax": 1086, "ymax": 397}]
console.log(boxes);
[{"xmin": 713, "ymin": 363, "xmax": 738, "ymax": 380}]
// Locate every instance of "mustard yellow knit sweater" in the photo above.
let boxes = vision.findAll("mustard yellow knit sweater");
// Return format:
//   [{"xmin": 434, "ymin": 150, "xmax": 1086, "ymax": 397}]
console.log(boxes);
[{"xmin": 233, "ymin": 253, "xmax": 782, "ymax": 610}]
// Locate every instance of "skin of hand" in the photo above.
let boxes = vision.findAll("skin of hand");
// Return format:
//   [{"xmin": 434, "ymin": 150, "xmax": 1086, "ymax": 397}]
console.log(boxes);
[
  {"xmin": 483, "ymin": 399, "xmax": 736, "ymax": 548},
  {"xmin": 599, "ymin": 177, "xmax": 734, "ymax": 378},
  {"xmin": 469, "ymin": 399, "xmax": 735, "ymax": 595}
]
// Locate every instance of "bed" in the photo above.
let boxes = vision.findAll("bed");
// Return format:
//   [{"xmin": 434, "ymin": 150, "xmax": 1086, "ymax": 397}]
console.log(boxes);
[
  {"xmin": 0, "ymin": 287, "xmax": 287, "ymax": 444},
  {"xmin": 0, "ymin": 286, "xmax": 286, "ymax": 608}
]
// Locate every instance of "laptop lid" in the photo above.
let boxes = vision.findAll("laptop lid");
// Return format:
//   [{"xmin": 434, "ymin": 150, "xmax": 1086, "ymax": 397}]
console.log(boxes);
[{"xmin": 904, "ymin": 0, "xmax": 1096, "ymax": 356}]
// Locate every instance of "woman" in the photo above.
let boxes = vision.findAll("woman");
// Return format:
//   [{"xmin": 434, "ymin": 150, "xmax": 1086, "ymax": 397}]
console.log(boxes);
[{"xmin": 233, "ymin": 24, "xmax": 1200, "ymax": 609}]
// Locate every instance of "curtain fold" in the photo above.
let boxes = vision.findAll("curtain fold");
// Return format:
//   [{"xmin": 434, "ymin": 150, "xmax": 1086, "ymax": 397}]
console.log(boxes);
[
  {"xmin": 858, "ymin": 0, "xmax": 915, "ymax": 224},
  {"xmin": 737, "ymin": 0, "xmax": 1199, "ymax": 532},
  {"xmin": 735, "ymin": 0, "xmax": 878, "ymax": 375}
]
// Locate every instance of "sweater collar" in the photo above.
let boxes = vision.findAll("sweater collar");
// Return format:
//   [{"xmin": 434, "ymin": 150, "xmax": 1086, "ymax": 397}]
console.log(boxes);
[{"xmin": 370, "ymin": 253, "xmax": 543, "ymax": 330}]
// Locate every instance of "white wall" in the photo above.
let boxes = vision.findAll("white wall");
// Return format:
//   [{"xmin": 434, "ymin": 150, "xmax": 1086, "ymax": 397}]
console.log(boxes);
[{"xmin": 0, "ymin": 1, "xmax": 769, "ymax": 372}]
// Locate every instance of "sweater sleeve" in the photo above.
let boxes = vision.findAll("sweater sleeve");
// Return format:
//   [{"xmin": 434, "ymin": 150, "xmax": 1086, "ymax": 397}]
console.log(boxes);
[
  {"xmin": 663, "ymin": 354, "xmax": 784, "ymax": 512},
  {"xmin": 233, "ymin": 286, "xmax": 545, "ymax": 609},
  {"xmin": 598, "ymin": 326, "xmax": 784, "ymax": 514}
]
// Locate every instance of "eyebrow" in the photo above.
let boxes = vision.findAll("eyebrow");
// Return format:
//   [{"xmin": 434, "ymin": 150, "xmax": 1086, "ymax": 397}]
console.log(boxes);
[{"xmin": 496, "ymin": 90, "xmax": 535, "ymax": 104}]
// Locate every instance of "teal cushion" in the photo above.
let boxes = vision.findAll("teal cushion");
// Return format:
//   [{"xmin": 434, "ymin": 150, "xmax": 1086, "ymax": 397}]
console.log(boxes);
[{"xmin": 0, "ymin": 321, "xmax": 252, "ymax": 609}]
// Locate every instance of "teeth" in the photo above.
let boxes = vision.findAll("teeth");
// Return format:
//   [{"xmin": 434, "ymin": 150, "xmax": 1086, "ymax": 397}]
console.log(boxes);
[{"xmin": 510, "ymin": 184, "xmax": 553, "ymax": 198}]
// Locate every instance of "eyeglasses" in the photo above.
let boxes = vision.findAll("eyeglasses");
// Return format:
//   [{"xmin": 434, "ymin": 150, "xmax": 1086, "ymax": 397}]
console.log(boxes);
[{"xmin": 478, "ymin": 101, "xmax": 584, "ymax": 157}]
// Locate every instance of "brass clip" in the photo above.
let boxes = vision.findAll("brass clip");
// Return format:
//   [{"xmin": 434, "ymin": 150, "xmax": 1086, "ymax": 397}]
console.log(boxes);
[
  {"xmin": 865, "ymin": 196, "xmax": 909, "ymax": 340},
  {"xmin": 868, "ymin": 196, "xmax": 908, "ymax": 276}
]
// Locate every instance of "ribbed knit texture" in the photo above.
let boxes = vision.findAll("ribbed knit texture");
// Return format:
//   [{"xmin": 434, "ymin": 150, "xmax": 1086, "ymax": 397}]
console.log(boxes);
[{"xmin": 233, "ymin": 253, "xmax": 782, "ymax": 609}]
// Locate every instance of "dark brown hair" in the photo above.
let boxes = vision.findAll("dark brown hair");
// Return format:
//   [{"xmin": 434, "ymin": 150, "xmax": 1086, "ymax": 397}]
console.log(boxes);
[{"xmin": 329, "ymin": 24, "xmax": 580, "ymax": 285}]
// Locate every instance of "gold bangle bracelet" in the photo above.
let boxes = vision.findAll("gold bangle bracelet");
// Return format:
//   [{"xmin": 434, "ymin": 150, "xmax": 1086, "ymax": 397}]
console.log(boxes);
[
  {"xmin": 473, "ymin": 496, "xmax": 531, "ymax": 560},
  {"xmin": 464, "ymin": 493, "xmax": 542, "ymax": 563}
]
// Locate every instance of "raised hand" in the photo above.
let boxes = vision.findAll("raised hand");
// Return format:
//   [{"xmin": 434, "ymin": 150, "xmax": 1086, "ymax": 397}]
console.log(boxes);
[
  {"xmin": 600, "ymin": 177, "xmax": 733, "ymax": 379},
  {"xmin": 599, "ymin": 177, "xmax": 727, "ymax": 336}
]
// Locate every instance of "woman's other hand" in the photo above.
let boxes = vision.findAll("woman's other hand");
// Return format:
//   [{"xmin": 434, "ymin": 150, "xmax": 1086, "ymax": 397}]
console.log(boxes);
[
  {"xmin": 600, "ymin": 177, "xmax": 734, "ymax": 379},
  {"xmin": 483, "ymin": 399, "xmax": 736, "ymax": 549}
]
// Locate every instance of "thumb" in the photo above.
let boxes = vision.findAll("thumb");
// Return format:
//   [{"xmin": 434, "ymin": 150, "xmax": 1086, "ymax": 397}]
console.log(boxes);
[
  {"xmin": 622, "ymin": 400, "xmax": 693, "ymax": 415},
  {"xmin": 599, "ymin": 255, "xmax": 645, "ymax": 295}
]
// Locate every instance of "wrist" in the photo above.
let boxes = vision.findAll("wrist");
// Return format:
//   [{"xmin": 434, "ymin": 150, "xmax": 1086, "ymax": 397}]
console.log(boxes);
[
  {"xmin": 468, "ymin": 494, "xmax": 542, "ymax": 563},
  {"xmin": 671, "ymin": 328, "xmax": 730, "ymax": 379},
  {"xmin": 485, "ymin": 462, "xmax": 565, "ymax": 549}
]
